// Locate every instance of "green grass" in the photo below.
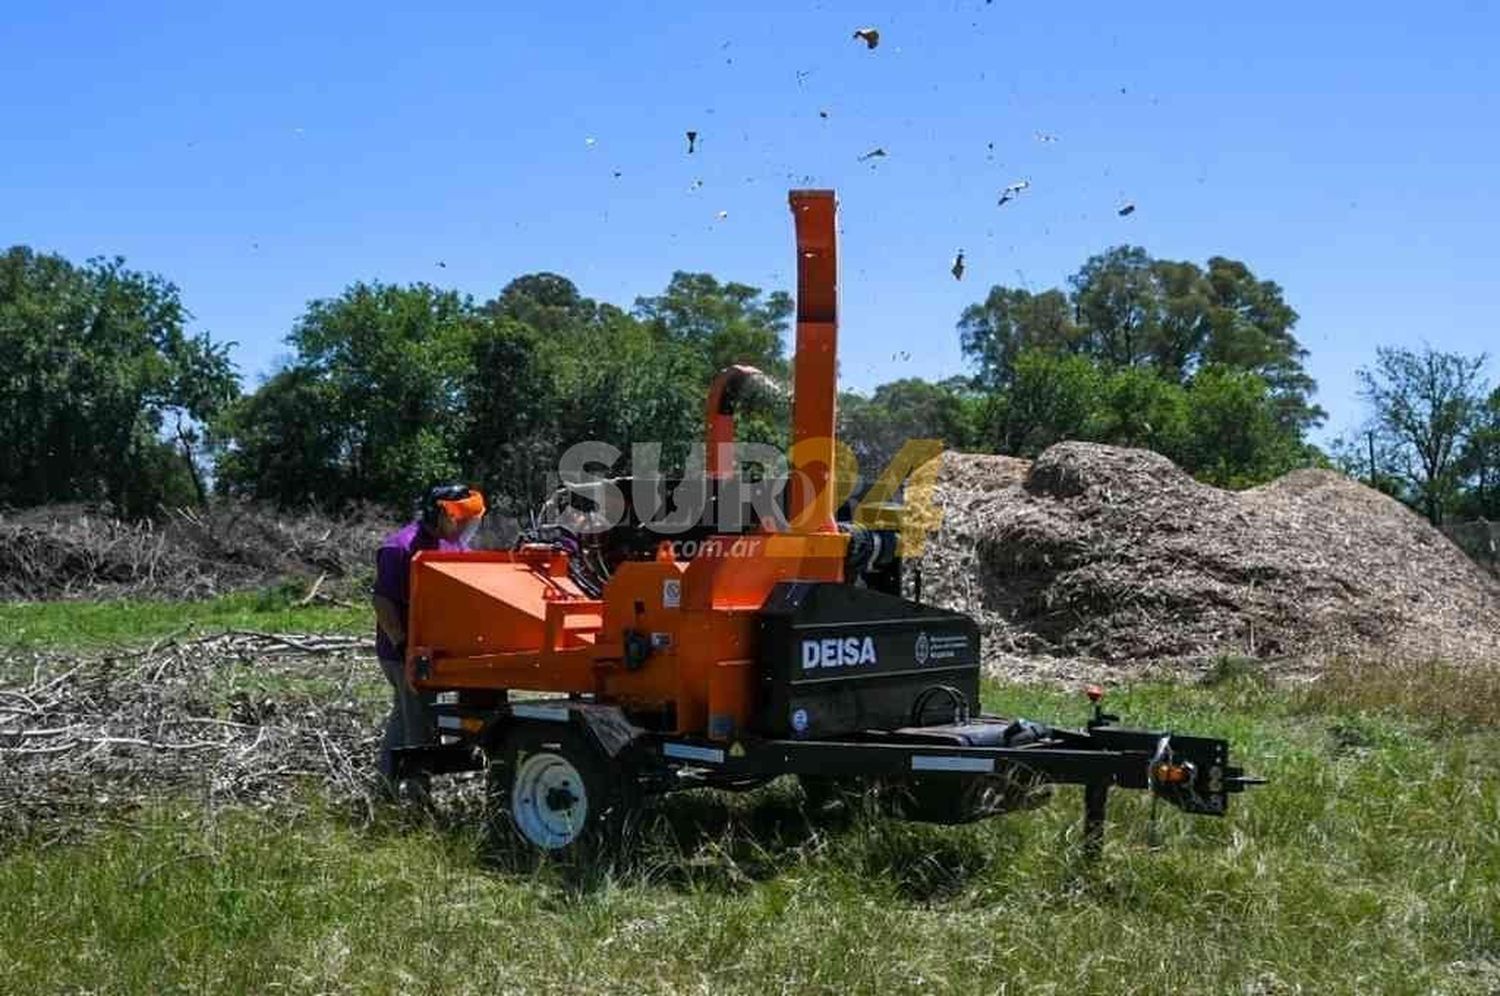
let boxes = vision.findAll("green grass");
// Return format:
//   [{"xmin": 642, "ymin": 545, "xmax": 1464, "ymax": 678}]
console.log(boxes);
[
  {"xmin": 2, "ymin": 670, "xmax": 1498, "ymax": 994},
  {"xmin": 0, "ymin": 587, "xmax": 367, "ymax": 651}
]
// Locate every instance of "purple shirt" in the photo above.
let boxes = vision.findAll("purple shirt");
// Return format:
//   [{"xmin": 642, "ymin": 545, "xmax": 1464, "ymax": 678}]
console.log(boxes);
[{"xmin": 373, "ymin": 521, "xmax": 464, "ymax": 660}]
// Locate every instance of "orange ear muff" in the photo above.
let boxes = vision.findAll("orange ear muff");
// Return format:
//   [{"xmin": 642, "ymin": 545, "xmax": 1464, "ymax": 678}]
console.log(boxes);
[{"xmin": 438, "ymin": 490, "xmax": 486, "ymax": 522}]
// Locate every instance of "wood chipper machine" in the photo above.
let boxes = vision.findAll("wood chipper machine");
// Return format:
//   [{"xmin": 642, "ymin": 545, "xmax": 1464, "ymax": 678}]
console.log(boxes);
[{"xmin": 393, "ymin": 190, "xmax": 1259, "ymax": 857}]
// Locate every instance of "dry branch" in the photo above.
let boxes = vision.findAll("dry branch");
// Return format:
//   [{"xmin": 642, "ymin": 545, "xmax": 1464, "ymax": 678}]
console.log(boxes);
[{"xmin": 0, "ymin": 632, "xmax": 395, "ymax": 843}]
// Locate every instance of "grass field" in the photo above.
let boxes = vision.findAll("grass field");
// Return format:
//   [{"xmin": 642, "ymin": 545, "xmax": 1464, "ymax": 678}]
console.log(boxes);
[
  {"xmin": 0, "ymin": 587, "xmax": 365, "ymax": 651},
  {"xmin": 2, "ymin": 606, "xmax": 1497, "ymax": 994}
]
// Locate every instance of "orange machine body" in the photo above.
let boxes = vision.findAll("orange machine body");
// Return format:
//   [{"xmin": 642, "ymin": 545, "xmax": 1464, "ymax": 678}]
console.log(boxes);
[{"xmin": 406, "ymin": 191, "xmax": 848, "ymax": 738}]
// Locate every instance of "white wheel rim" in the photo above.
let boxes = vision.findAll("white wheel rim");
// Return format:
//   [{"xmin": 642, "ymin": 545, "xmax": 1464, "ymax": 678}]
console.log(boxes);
[{"xmin": 512, "ymin": 751, "xmax": 590, "ymax": 850}]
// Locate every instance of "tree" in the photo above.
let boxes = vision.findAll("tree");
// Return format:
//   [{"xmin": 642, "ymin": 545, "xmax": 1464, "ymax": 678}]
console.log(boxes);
[
  {"xmin": 1201, "ymin": 257, "xmax": 1323, "ymax": 433},
  {"xmin": 1069, "ymin": 246, "xmax": 1162, "ymax": 370},
  {"xmin": 959, "ymin": 246, "xmax": 1323, "ymax": 434},
  {"xmin": 634, "ymin": 272, "xmax": 792, "ymax": 375},
  {"xmin": 1184, "ymin": 365, "xmax": 1305, "ymax": 488},
  {"xmin": 215, "ymin": 270, "xmax": 796, "ymax": 512},
  {"xmin": 1357, "ymin": 346, "xmax": 1489, "ymax": 524},
  {"xmin": 990, "ymin": 350, "xmax": 1104, "ymax": 457},
  {"xmin": 1095, "ymin": 366, "xmax": 1190, "ymax": 458},
  {"xmin": 957, "ymin": 287, "xmax": 1078, "ymax": 389},
  {"xmin": 563, "ymin": 309, "xmax": 710, "ymax": 474},
  {"xmin": 215, "ymin": 282, "xmax": 477, "ymax": 508},
  {"xmin": 1455, "ymin": 385, "xmax": 1500, "ymax": 520},
  {"xmin": 459, "ymin": 317, "xmax": 560, "ymax": 513},
  {"xmin": 0, "ymin": 246, "xmax": 238, "ymax": 515},
  {"xmin": 212, "ymin": 367, "xmax": 347, "ymax": 507},
  {"xmin": 484, "ymin": 272, "xmax": 603, "ymax": 338},
  {"xmin": 839, "ymin": 377, "xmax": 981, "ymax": 485}
]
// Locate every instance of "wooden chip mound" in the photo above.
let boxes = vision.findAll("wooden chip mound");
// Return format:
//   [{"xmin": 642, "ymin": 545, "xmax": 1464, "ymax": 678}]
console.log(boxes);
[{"xmin": 918, "ymin": 442, "xmax": 1500, "ymax": 676}]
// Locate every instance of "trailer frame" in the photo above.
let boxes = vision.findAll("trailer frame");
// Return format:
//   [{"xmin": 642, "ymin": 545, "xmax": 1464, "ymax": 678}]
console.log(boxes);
[{"xmin": 394, "ymin": 692, "xmax": 1257, "ymax": 854}]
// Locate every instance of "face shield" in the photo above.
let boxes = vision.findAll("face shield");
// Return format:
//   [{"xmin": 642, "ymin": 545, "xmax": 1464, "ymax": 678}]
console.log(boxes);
[
  {"xmin": 436, "ymin": 489, "xmax": 487, "ymax": 548},
  {"xmin": 457, "ymin": 516, "xmax": 482, "ymax": 548}
]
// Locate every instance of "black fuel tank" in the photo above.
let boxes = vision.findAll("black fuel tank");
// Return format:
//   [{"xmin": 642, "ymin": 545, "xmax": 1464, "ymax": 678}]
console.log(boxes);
[{"xmin": 757, "ymin": 582, "xmax": 981, "ymax": 738}]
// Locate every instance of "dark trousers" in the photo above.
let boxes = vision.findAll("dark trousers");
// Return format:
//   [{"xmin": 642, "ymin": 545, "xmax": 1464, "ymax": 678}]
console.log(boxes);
[{"xmin": 377, "ymin": 657, "xmax": 435, "ymax": 781}]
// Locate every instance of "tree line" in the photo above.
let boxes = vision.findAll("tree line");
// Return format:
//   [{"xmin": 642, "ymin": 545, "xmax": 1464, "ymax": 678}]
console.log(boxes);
[{"xmin": 2, "ymin": 242, "xmax": 1494, "ymax": 524}]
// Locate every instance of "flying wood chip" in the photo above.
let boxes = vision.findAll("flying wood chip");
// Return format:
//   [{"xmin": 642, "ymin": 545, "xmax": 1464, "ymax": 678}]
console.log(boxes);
[
  {"xmin": 853, "ymin": 27, "xmax": 880, "ymax": 49},
  {"xmin": 858, "ymin": 147, "xmax": 887, "ymax": 162},
  {"xmin": 1118, "ymin": 202, "xmax": 1136, "ymax": 216},
  {"xmin": 686, "ymin": 130, "xmax": 698, "ymax": 154},
  {"xmin": 951, "ymin": 250, "xmax": 965, "ymax": 281},
  {"xmin": 997, "ymin": 179, "xmax": 1030, "ymax": 206}
]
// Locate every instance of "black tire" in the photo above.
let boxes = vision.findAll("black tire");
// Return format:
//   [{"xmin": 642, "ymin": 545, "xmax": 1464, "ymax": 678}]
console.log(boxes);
[{"xmin": 487, "ymin": 724, "xmax": 637, "ymax": 867}]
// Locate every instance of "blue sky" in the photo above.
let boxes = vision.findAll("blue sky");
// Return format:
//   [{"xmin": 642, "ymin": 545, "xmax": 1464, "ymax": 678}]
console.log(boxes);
[{"xmin": 3, "ymin": 1, "xmax": 1496, "ymax": 443}]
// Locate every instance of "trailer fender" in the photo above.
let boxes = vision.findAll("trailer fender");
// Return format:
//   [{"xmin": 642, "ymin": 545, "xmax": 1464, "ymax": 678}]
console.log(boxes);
[
  {"xmin": 487, "ymin": 700, "xmax": 645, "ymax": 759},
  {"xmin": 574, "ymin": 703, "xmax": 645, "ymax": 758}
]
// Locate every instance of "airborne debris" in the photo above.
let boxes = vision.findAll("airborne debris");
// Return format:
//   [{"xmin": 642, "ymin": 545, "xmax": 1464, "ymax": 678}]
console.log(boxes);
[
  {"xmin": 436, "ymin": 261, "xmax": 446, "ymax": 268},
  {"xmin": 997, "ymin": 179, "xmax": 1030, "ymax": 206},
  {"xmin": 796, "ymin": 69, "xmax": 813, "ymax": 87},
  {"xmin": 819, "ymin": 109, "xmax": 830, "ymax": 119},
  {"xmin": 891, "ymin": 350, "xmax": 911, "ymax": 361},
  {"xmin": 1117, "ymin": 202, "xmax": 1136, "ymax": 217},
  {"xmin": 951, "ymin": 250, "xmax": 965, "ymax": 281},
  {"xmin": 857, "ymin": 147, "xmax": 887, "ymax": 162},
  {"xmin": 716, "ymin": 210, "xmax": 729, "ymax": 220},
  {"xmin": 853, "ymin": 27, "xmax": 880, "ymax": 49},
  {"xmin": 584, "ymin": 137, "xmax": 597, "ymax": 148},
  {"xmin": 689, "ymin": 179, "xmax": 704, "ymax": 191},
  {"xmin": 1034, "ymin": 132, "xmax": 1059, "ymax": 143},
  {"xmin": 686, "ymin": 130, "xmax": 698, "ymax": 154}
]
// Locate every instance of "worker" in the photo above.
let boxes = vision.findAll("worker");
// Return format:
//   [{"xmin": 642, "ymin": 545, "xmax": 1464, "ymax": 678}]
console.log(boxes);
[{"xmin": 371, "ymin": 484, "xmax": 486, "ymax": 797}]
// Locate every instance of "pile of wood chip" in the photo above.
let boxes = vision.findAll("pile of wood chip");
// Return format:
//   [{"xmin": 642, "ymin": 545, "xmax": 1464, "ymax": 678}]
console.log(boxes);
[{"xmin": 917, "ymin": 442, "xmax": 1500, "ymax": 678}]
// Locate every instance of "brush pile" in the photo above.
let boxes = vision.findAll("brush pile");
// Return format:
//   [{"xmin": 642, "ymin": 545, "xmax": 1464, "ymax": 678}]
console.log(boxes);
[
  {"xmin": 0, "ymin": 504, "xmax": 390, "ymax": 602},
  {"xmin": 0, "ymin": 633, "xmax": 388, "ymax": 842},
  {"xmin": 918, "ymin": 442, "xmax": 1500, "ymax": 676}
]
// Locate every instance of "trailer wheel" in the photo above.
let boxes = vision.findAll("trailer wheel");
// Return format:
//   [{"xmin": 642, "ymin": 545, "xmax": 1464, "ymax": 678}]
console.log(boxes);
[{"xmin": 489, "ymin": 725, "xmax": 635, "ymax": 863}]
